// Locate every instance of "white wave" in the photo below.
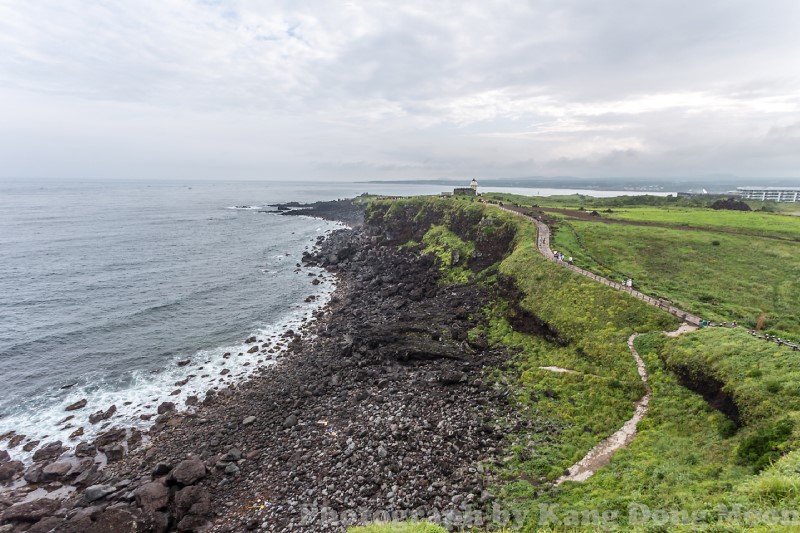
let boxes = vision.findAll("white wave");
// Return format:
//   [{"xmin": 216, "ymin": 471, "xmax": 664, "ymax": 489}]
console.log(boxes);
[{"xmin": 0, "ymin": 266, "xmax": 337, "ymax": 464}]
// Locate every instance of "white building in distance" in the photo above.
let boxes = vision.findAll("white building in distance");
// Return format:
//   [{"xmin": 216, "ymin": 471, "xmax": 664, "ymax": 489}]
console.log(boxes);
[{"xmin": 736, "ymin": 187, "xmax": 800, "ymax": 202}]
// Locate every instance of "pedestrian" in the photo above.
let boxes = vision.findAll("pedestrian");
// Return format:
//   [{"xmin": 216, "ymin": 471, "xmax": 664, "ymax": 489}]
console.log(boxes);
[{"xmin": 568, "ymin": 256, "xmax": 573, "ymax": 265}]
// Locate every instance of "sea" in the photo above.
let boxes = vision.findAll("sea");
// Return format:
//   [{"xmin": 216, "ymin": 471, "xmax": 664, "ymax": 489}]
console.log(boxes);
[{"xmin": 0, "ymin": 179, "xmax": 672, "ymax": 461}]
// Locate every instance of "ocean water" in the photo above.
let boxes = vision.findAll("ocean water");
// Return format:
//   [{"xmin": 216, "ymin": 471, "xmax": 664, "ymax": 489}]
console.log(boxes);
[
  {"xmin": 0, "ymin": 179, "xmax": 670, "ymax": 461},
  {"xmin": 0, "ymin": 180, "xmax": 354, "ymax": 460}
]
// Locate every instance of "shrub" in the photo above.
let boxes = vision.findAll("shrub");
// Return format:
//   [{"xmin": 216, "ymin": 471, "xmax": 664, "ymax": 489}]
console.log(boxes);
[
  {"xmin": 711, "ymin": 240, "xmax": 721, "ymax": 246},
  {"xmin": 717, "ymin": 418, "xmax": 738, "ymax": 439},
  {"xmin": 766, "ymin": 380, "xmax": 783, "ymax": 394},
  {"xmin": 736, "ymin": 418, "xmax": 795, "ymax": 472}
]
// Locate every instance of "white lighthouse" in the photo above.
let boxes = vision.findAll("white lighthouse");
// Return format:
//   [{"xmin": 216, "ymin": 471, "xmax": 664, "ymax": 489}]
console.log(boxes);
[{"xmin": 470, "ymin": 178, "xmax": 478, "ymax": 193}]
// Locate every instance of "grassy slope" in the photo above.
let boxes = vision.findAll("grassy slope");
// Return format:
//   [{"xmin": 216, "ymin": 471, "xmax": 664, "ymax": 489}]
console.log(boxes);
[
  {"xmin": 530, "ymin": 329, "xmax": 800, "ymax": 531},
  {"xmin": 354, "ymin": 197, "xmax": 800, "ymax": 532},
  {"xmin": 550, "ymin": 219, "xmax": 800, "ymax": 337},
  {"xmin": 478, "ymin": 208, "xmax": 683, "ymax": 523}
]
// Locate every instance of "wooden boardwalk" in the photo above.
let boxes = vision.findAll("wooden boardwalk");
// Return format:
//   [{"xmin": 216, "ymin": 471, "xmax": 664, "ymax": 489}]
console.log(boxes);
[{"xmin": 500, "ymin": 206, "xmax": 703, "ymax": 326}]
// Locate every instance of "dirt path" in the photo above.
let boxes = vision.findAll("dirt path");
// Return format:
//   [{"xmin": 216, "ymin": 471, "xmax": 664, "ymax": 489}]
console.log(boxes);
[
  {"xmin": 497, "ymin": 205, "xmax": 700, "ymax": 484},
  {"xmin": 503, "ymin": 206, "xmax": 703, "ymax": 326}
]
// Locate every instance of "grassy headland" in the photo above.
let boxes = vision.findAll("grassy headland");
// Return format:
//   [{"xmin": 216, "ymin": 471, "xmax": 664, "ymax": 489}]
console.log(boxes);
[{"xmin": 352, "ymin": 194, "xmax": 800, "ymax": 532}]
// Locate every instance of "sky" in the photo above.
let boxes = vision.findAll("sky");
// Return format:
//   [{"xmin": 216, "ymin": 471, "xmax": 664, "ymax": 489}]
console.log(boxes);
[{"xmin": 1, "ymin": 0, "xmax": 799, "ymax": 182}]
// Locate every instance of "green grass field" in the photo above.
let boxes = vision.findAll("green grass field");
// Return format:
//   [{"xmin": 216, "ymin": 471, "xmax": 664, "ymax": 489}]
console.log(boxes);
[
  {"xmin": 524, "ymin": 328, "xmax": 800, "ymax": 531},
  {"xmin": 549, "ymin": 218, "xmax": 800, "ymax": 337},
  {"xmin": 602, "ymin": 207, "xmax": 800, "ymax": 241}
]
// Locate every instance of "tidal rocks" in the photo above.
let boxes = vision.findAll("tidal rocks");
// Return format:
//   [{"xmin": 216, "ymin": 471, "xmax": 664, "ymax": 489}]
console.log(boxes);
[
  {"xmin": 88, "ymin": 405, "xmax": 117, "ymax": 424},
  {"xmin": 32, "ymin": 441, "xmax": 63, "ymax": 463},
  {"xmin": 65, "ymin": 399, "xmax": 87, "ymax": 411},
  {"xmin": 0, "ymin": 461, "xmax": 24, "ymax": 483},
  {"xmin": 94, "ymin": 428, "xmax": 125, "ymax": 450},
  {"xmin": 157, "ymin": 402, "xmax": 176, "ymax": 415},
  {"xmin": 41, "ymin": 461, "xmax": 72, "ymax": 481},
  {"xmin": 75, "ymin": 441, "xmax": 96, "ymax": 458}
]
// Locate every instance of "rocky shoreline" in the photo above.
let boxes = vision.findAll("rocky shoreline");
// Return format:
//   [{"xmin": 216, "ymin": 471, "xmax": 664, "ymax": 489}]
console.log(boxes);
[{"xmin": 0, "ymin": 200, "xmax": 521, "ymax": 532}]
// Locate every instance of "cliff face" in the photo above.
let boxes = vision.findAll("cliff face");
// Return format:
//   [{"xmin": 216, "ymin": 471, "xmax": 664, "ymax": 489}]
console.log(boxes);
[{"xmin": 366, "ymin": 198, "xmax": 517, "ymax": 274}]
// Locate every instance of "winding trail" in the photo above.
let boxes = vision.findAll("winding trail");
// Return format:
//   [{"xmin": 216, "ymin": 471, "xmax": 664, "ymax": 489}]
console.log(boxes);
[{"xmin": 496, "ymin": 205, "xmax": 699, "ymax": 484}]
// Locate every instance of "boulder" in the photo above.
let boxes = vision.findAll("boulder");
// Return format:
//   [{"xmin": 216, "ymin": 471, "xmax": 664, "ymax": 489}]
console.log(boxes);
[
  {"xmin": 88, "ymin": 405, "xmax": 117, "ymax": 424},
  {"xmin": 75, "ymin": 442, "xmax": 96, "ymax": 458},
  {"xmin": 32, "ymin": 441, "xmax": 63, "ymax": 463},
  {"xmin": 174, "ymin": 485, "xmax": 210, "ymax": 521},
  {"xmin": 87, "ymin": 508, "xmax": 149, "ymax": 533},
  {"xmin": 42, "ymin": 461, "xmax": 72, "ymax": 481},
  {"xmin": 439, "ymin": 371, "xmax": 466, "ymax": 385},
  {"xmin": 24, "ymin": 465, "xmax": 45, "ymax": 484},
  {"xmin": 178, "ymin": 514, "xmax": 210, "ymax": 532},
  {"xmin": 0, "ymin": 498, "xmax": 61, "ymax": 522},
  {"xmin": 222, "ymin": 448, "xmax": 242, "ymax": 462},
  {"xmin": 84, "ymin": 484, "xmax": 116, "ymax": 502},
  {"xmin": 27, "ymin": 516, "xmax": 63, "ymax": 533},
  {"xmin": 95, "ymin": 428, "xmax": 126, "ymax": 450},
  {"xmin": 0, "ymin": 461, "xmax": 24, "ymax": 482},
  {"xmin": 171, "ymin": 458, "xmax": 206, "ymax": 486},
  {"xmin": 65, "ymin": 399, "xmax": 87, "ymax": 411},
  {"xmin": 283, "ymin": 414, "xmax": 298, "ymax": 428},
  {"xmin": 157, "ymin": 402, "xmax": 176, "ymax": 415},
  {"xmin": 152, "ymin": 463, "xmax": 173, "ymax": 477},
  {"xmin": 242, "ymin": 416, "xmax": 256, "ymax": 426},
  {"xmin": 135, "ymin": 481, "xmax": 170, "ymax": 513},
  {"xmin": 105, "ymin": 444, "xmax": 124, "ymax": 462}
]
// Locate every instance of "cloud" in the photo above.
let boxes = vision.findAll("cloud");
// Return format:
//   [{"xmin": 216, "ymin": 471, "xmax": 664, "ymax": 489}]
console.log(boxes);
[{"xmin": 0, "ymin": 0, "xmax": 799, "ymax": 180}]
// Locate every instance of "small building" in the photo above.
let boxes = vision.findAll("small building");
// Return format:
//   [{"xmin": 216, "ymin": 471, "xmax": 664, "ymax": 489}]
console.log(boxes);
[
  {"xmin": 736, "ymin": 187, "xmax": 800, "ymax": 202},
  {"xmin": 452, "ymin": 179, "xmax": 479, "ymax": 196}
]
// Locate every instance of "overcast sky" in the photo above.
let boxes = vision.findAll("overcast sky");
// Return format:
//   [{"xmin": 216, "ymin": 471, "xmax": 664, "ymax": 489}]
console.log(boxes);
[{"xmin": 1, "ymin": 0, "xmax": 799, "ymax": 181}]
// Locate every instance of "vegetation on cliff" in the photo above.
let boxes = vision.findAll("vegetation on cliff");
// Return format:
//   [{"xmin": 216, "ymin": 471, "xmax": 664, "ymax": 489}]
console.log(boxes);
[{"xmin": 357, "ymin": 195, "xmax": 800, "ymax": 531}]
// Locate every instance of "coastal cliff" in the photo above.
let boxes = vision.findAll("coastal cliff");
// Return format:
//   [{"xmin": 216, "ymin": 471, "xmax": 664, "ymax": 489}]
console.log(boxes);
[{"xmin": 0, "ymin": 198, "xmax": 530, "ymax": 532}]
